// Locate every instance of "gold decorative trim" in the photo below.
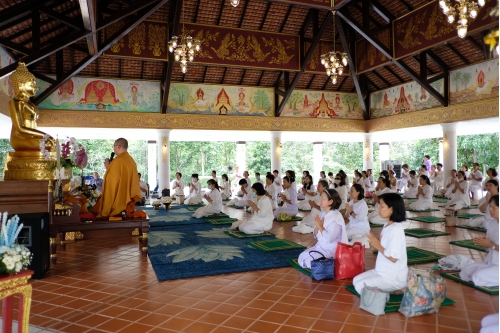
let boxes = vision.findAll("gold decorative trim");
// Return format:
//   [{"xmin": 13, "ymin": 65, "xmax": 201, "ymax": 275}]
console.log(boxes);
[
  {"xmin": 366, "ymin": 98, "xmax": 499, "ymax": 132},
  {"xmin": 38, "ymin": 110, "xmax": 367, "ymax": 133},
  {"xmin": 50, "ymin": 254, "xmax": 57, "ymax": 259},
  {"xmin": 141, "ymin": 247, "xmax": 148, "ymax": 252},
  {"xmin": 0, "ymin": 276, "xmax": 30, "ymax": 289},
  {"xmin": 142, "ymin": 232, "xmax": 148, "ymax": 239},
  {"xmin": 49, "ymin": 238, "xmax": 57, "ymax": 245}
]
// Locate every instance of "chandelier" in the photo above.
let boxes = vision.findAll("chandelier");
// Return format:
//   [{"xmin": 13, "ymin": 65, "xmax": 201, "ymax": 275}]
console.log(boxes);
[
  {"xmin": 320, "ymin": 11, "xmax": 348, "ymax": 85},
  {"xmin": 168, "ymin": 3, "xmax": 201, "ymax": 73},
  {"xmin": 439, "ymin": 0, "xmax": 485, "ymax": 38},
  {"xmin": 230, "ymin": 0, "xmax": 240, "ymax": 6}
]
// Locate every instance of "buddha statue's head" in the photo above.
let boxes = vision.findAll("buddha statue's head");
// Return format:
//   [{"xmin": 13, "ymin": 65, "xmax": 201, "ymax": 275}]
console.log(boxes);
[{"xmin": 11, "ymin": 62, "xmax": 38, "ymax": 100}]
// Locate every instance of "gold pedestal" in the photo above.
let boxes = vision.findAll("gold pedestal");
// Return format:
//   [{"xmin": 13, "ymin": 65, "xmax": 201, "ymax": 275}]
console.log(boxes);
[{"xmin": 3, "ymin": 151, "xmax": 56, "ymax": 180}]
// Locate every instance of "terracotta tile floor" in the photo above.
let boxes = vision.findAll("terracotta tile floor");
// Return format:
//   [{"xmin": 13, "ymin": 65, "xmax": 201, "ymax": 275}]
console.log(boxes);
[{"xmin": 2, "ymin": 201, "xmax": 498, "ymax": 333}]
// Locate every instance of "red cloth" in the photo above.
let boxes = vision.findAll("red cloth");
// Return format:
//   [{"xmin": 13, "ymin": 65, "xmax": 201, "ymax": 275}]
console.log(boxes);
[{"xmin": 79, "ymin": 212, "xmax": 96, "ymax": 221}]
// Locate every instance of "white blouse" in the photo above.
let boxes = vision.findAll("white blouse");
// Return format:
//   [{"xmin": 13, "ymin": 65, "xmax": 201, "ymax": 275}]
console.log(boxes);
[{"xmin": 375, "ymin": 222, "xmax": 408, "ymax": 282}]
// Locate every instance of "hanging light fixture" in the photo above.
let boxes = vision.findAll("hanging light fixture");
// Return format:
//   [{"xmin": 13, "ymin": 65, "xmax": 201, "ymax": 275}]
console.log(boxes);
[
  {"xmin": 439, "ymin": 0, "xmax": 484, "ymax": 38},
  {"xmin": 230, "ymin": 0, "xmax": 240, "ymax": 7},
  {"xmin": 168, "ymin": 2, "xmax": 201, "ymax": 73},
  {"xmin": 320, "ymin": 11, "xmax": 348, "ymax": 85}
]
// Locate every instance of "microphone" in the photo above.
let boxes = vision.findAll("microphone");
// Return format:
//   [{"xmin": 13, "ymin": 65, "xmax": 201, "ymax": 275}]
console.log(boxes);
[{"xmin": 110, "ymin": 152, "xmax": 115, "ymax": 162}]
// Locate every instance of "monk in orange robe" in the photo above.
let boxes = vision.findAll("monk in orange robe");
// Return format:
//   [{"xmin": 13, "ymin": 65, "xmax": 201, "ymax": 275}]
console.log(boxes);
[{"xmin": 96, "ymin": 138, "xmax": 143, "ymax": 218}]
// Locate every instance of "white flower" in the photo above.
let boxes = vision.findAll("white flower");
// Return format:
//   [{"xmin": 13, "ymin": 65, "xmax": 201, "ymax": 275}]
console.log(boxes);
[
  {"xmin": 14, "ymin": 262, "xmax": 22, "ymax": 272},
  {"xmin": 69, "ymin": 137, "xmax": 76, "ymax": 144}
]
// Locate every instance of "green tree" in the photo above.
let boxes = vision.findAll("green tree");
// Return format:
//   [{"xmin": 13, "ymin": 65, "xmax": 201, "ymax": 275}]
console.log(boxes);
[
  {"xmin": 323, "ymin": 142, "xmax": 363, "ymax": 177},
  {"xmin": 252, "ymin": 90, "xmax": 271, "ymax": 109},
  {"xmin": 342, "ymin": 94, "xmax": 359, "ymax": 112},
  {"xmin": 287, "ymin": 92, "xmax": 302, "ymax": 110},
  {"xmin": 0, "ymin": 139, "xmax": 13, "ymax": 180},
  {"xmin": 170, "ymin": 85, "xmax": 190, "ymax": 106},
  {"xmin": 461, "ymin": 72, "xmax": 471, "ymax": 89},
  {"xmin": 457, "ymin": 133, "xmax": 499, "ymax": 170},
  {"xmin": 282, "ymin": 142, "xmax": 313, "ymax": 174},
  {"xmin": 389, "ymin": 138, "xmax": 439, "ymax": 171},
  {"xmin": 246, "ymin": 142, "xmax": 271, "ymax": 177}
]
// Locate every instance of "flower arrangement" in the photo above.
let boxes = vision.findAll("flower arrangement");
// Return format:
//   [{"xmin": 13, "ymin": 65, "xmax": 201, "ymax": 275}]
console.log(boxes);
[
  {"xmin": 40, "ymin": 136, "xmax": 88, "ymax": 170},
  {"xmin": 161, "ymin": 197, "xmax": 173, "ymax": 204},
  {"xmin": 86, "ymin": 189, "xmax": 101, "ymax": 211},
  {"xmin": 152, "ymin": 200, "xmax": 161, "ymax": 206},
  {"xmin": 0, "ymin": 212, "xmax": 32, "ymax": 275}
]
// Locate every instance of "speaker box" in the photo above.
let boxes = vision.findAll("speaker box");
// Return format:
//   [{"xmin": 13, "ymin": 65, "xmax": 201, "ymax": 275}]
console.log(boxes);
[{"xmin": 15, "ymin": 212, "xmax": 50, "ymax": 279}]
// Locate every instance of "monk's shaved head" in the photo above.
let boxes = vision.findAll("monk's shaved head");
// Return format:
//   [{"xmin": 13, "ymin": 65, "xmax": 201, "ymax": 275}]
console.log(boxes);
[{"xmin": 115, "ymin": 138, "xmax": 128, "ymax": 150}]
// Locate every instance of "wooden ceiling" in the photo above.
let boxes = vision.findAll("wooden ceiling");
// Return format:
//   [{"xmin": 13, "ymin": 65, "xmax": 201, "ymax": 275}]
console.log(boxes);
[{"xmin": 0, "ymin": 0, "xmax": 496, "ymax": 116}]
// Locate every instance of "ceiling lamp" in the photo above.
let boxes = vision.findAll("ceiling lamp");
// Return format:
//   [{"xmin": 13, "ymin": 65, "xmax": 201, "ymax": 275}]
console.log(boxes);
[
  {"xmin": 230, "ymin": 0, "xmax": 240, "ymax": 7},
  {"xmin": 320, "ymin": 11, "xmax": 348, "ymax": 85},
  {"xmin": 168, "ymin": 3, "xmax": 201, "ymax": 73},
  {"xmin": 439, "ymin": 0, "xmax": 485, "ymax": 38}
]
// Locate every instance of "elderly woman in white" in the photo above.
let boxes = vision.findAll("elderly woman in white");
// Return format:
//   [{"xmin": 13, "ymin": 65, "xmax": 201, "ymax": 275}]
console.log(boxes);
[
  {"xmin": 192, "ymin": 179, "xmax": 222, "ymax": 218},
  {"xmin": 408, "ymin": 175, "xmax": 433, "ymax": 211},
  {"xmin": 368, "ymin": 176, "xmax": 394, "ymax": 224},
  {"xmin": 293, "ymin": 180, "xmax": 328, "ymax": 234},
  {"xmin": 231, "ymin": 183, "xmax": 274, "ymax": 234}
]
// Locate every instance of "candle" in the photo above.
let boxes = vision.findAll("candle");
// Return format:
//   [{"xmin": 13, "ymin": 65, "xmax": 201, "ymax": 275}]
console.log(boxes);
[{"xmin": 56, "ymin": 137, "xmax": 61, "ymax": 170}]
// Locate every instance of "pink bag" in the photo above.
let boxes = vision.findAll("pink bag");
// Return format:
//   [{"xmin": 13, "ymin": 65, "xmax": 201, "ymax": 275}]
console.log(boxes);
[{"xmin": 334, "ymin": 242, "xmax": 365, "ymax": 279}]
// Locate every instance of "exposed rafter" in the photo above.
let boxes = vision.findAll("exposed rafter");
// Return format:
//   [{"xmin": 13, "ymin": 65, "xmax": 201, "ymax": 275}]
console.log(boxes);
[
  {"xmin": 259, "ymin": 2, "xmax": 272, "ymax": 30},
  {"xmin": 79, "ymin": 0, "xmax": 98, "ymax": 55},
  {"xmin": 280, "ymin": 6, "xmax": 293, "ymax": 33},
  {"xmin": 372, "ymin": 70, "xmax": 391, "ymax": 87},
  {"xmin": 306, "ymin": 74, "xmax": 316, "ymax": 89},
  {"xmin": 238, "ymin": 0, "xmax": 250, "ymax": 29},
  {"xmin": 336, "ymin": 76, "xmax": 347, "ymax": 91},
  {"xmin": 337, "ymin": 9, "xmax": 448, "ymax": 106},
  {"xmin": 446, "ymin": 43, "xmax": 471, "ymax": 65}
]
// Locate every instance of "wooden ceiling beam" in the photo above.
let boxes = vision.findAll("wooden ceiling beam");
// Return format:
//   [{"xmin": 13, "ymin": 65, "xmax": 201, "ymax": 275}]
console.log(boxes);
[
  {"xmin": 217, "ymin": 0, "xmax": 226, "ymax": 26},
  {"xmin": 306, "ymin": 74, "xmax": 316, "ymax": 89},
  {"xmin": 280, "ymin": 5, "xmax": 293, "ymax": 33},
  {"xmin": 161, "ymin": 0, "xmax": 182, "ymax": 113},
  {"xmin": 240, "ymin": 69, "xmax": 247, "ymax": 85},
  {"xmin": 337, "ymin": 9, "xmax": 448, "ymax": 106},
  {"xmin": 0, "ymin": 38, "xmax": 31, "ymax": 55},
  {"xmin": 238, "ymin": 0, "xmax": 250, "ymax": 28},
  {"xmin": 364, "ymin": 74, "xmax": 380, "ymax": 90},
  {"xmin": 33, "ymin": 0, "xmax": 169, "ymax": 105},
  {"xmin": 372, "ymin": 69, "xmax": 390, "ymax": 87},
  {"xmin": 369, "ymin": 0, "xmax": 395, "ymax": 23},
  {"xmin": 259, "ymin": 2, "xmax": 272, "ymax": 30},
  {"xmin": 257, "ymin": 70, "xmax": 265, "ymax": 86},
  {"xmin": 426, "ymin": 49, "xmax": 451, "ymax": 71},
  {"xmin": 79, "ymin": 0, "xmax": 98, "ymax": 55},
  {"xmin": 0, "ymin": 0, "xmax": 58, "ymax": 29},
  {"xmin": 384, "ymin": 66, "xmax": 404, "ymax": 83},
  {"xmin": 337, "ymin": 15, "xmax": 369, "ymax": 119},
  {"xmin": 276, "ymin": 9, "xmax": 332, "ymax": 116},
  {"xmin": 321, "ymin": 76, "xmax": 330, "ymax": 90},
  {"xmin": 194, "ymin": 0, "xmax": 201, "ymax": 23},
  {"xmin": 446, "ymin": 43, "xmax": 471, "ymax": 65},
  {"xmin": 40, "ymin": 6, "xmax": 84, "ymax": 31},
  {"xmin": 97, "ymin": 0, "xmax": 163, "ymax": 31},
  {"xmin": 336, "ymin": 75, "xmax": 347, "ymax": 91},
  {"xmin": 202, "ymin": 66, "xmax": 208, "ymax": 83},
  {"xmin": 221, "ymin": 67, "xmax": 228, "ymax": 84},
  {"xmin": 398, "ymin": 0, "xmax": 413, "ymax": 11}
]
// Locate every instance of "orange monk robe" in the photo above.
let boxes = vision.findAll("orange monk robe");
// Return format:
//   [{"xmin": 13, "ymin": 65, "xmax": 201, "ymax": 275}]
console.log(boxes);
[{"xmin": 98, "ymin": 152, "xmax": 142, "ymax": 217}]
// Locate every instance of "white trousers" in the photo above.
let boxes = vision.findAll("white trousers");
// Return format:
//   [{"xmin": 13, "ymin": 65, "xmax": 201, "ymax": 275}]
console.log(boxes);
[
  {"xmin": 459, "ymin": 262, "xmax": 499, "ymax": 287},
  {"xmin": 184, "ymin": 194, "xmax": 202, "ymax": 205},
  {"xmin": 292, "ymin": 222, "xmax": 315, "ymax": 234},
  {"xmin": 480, "ymin": 314, "xmax": 499, "ymax": 333},
  {"xmin": 192, "ymin": 205, "xmax": 220, "ymax": 218},
  {"xmin": 227, "ymin": 198, "xmax": 249, "ymax": 207},
  {"xmin": 353, "ymin": 269, "xmax": 406, "ymax": 294},
  {"xmin": 346, "ymin": 227, "xmax": 368, "ymax": 239}
]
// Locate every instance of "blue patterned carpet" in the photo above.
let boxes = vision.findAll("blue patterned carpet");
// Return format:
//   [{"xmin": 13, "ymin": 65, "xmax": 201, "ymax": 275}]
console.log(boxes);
[
  {"xmin": 144, "ymin": 206, "xmax": 206, "ymax": 227},
  {"xmin": 148, "ymin": 222, "xmax": 305, "ymax": 281}
]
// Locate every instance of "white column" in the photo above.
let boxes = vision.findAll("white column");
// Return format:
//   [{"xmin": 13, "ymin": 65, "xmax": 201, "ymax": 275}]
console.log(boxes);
[
  {"xmin": 313, "ymin": 142, "xmax": 323, "ymax": 179},
  {"xmin": 147, "ymin": 140, "xmax": 157, "ymax": 191},
  {"xmin": 441, "ymin": 123, "xmax": 457, "ymax": 172},
  {"xmin": 236, "ymin": 141, "xmax": 246, "ymax": 174},
  {"xmin": 270, "ymin": 132, "xmax": 282, "ymax": 174},
  {"xmin": 379, "ymin": 142, "xmax": 390, "ymax": 170},
  {"xmin": 157, "ymin": 129, "xmax": 171, "ymax": 193},
  {"xmin": 363, "ymin": 134, "xmax": 373, "ymax": 171},
  {"xmin": 438, "ymin": 137, "xmax": 444, "ymax": 165}
]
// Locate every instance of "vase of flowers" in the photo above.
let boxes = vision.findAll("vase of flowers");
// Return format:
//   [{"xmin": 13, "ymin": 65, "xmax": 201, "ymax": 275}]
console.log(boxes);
[
  {"xmin": 152, "ymin": 200, "xmax": 161, "ymax": 210},
  {"xmin": 0, "ymin": 212, "xmax": 32, "ymax": 275},
  {"xmin": 161, "ymin": 197, "xmax": 172, "ymax": 210},
  {"xmin": 40, "ymin": 135, "xmax": 88, "ymax": 179}
]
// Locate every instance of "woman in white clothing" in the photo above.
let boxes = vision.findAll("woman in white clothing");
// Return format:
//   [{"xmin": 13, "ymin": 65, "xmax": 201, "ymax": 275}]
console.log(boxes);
[
  {"xmin": 419, "ymin": 164, "xmax": 430, "ymax": 178},
  {"xmin": 344, "ymin": 184, "xmax": 370, "ymax": 239},
  {"xmin": 172, "ymin": 172, "xmax": 185, "ymax": 197},
  {"xmin": 327, "ymin": 172, "xmax": 335, "ymax": 189},
  {"xmin": 231, "ymin": 183, "xmax": 274, "ymax": 234},
  {"xmin": 446, "ymin": 171, "xmax": 470, "ymax": 209},
  {"xmin": 353, "ymin": 170, "xmax": 365, "ymax": 191},
  {"xmin": 273, "ymin": 170, "xmax": 283, "ymax": 201},
  {"xmin": 219, "ymin": 174, "xmax": 232, "ymax": 200},
  {"xmin": 469, "ymin": 162, "xmax": 484, "ymax": 199},
  {"xmin": 192, "ymin": 179, "xmax": 222, "ymax": 218},
  {"xmin": 210, "ymin": 170, "xmax": 219, "ymax": 184},
  {"xmin": 483, "ymin": 168, "xmax": 498, "ymax": 190},
  {"xmin": 297, "ymin": 171, "xmax": 309, "ymax": 200},
  {"xmin": 265, "ymin": 174, "xmax": 278, "ymax": 210},
  {"xmin": 184, "ymin": 174, "xmax": 203, "ymax": 205},
  {"xmin": 334, "ymin": 173, "xmax": 348, "ymax": 210},
  {"xmin": 367, "ymin": 169, "xmax": 375, "ymax": 192},
  {"xmin": 298, "ymin": 175, "xmax": 316, "ymax": 211},
  {"xmin": 402, "ymin": 171, "xmax": 419, "ymax": 198},
  {"xmin": 368, "ymin": 176, "xmax": 393, "ymax": 224},
  {"xmin": 362, "ymin": 171, "xmax": 372, "ymax": 195},
  {"xmin": 319, "ymin": 171, "xmax": 327, "ymax": 182},
  {"xmin": 274, "ymin": 176, "xmax": 298, "ymax": 218},
  {"xmin": 254, "ymin": 172, "xmax": 264, "ymax": 186},
  {"xmin": 443, "ymin": 169, "xmax": 458, "ymax": 198},
  {"xmin": 339, "ymin": 170, "xmax": 350, "ymax": 192},
  {"xmin": 397, "ymin": 164, "xmax": 410, "ymax": 192},
  {"xmin": 389, "ymin": 170, "xmax": 398, "ymax": 192},
  {"xmin": 226, "ymin": 179, "xmax": 252, "ymax": 207},
  {"xmin": 353, "ymin": 193, "xmax": 408, "ymax": 294},
  {"xmin": 297, "ymin": 189, "xmax": 347, "ymax": 269},
  {"xmin": 462, "ymin": 165, "xmax": 470, "ymax": 180},
  {"xmin": 293, "ymin": 180, "xmax": 328, "ymax": 234},
  {"xmin": 408, "ymin": 175, "xmax": 433, "ymax": 211},
  {"xmin": 468, "ymin": 180, "xmax": 498, "ymax": 228},
  {"xmin": 460, "ymin": 195, "xmax": 499, "ymax": 287},
  {"xmin": 286, "ymin": 170, "xmax": 297, "ymax": 190}
]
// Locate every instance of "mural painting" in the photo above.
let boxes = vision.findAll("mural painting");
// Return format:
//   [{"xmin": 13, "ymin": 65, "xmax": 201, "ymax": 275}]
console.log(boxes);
[
  {"xmin": 167, "ymin": 83, "xmax": 274, "ymax": 116},
  {"xmin": 369, "ymin": 78, "xmax": 444, "ymax": 118},
  {"xmin": 279, "ymin": 90, "xmax": 363, "ymax": 119},
  {"xmin": 449, "ymin": 58, "xmax": 499, "ymax": 105},
  {"xmin": 37, "ymin": 77, "xmax": 161, "ymax": 112},
  {"xmin": 0, "ymin": 47, "xmax": 14, "ymax": 98}
]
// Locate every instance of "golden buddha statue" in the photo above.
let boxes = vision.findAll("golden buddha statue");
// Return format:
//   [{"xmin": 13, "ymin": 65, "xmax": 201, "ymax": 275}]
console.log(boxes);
[{"xmin": 3, "ymin": 62, "xmax": 56, "ymax": 180}]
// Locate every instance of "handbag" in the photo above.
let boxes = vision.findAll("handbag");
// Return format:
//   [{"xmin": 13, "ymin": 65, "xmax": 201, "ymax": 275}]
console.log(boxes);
[
  {"xmin": 399, "ymin": 268, "xmax": 447, "ymax": 317},
  {"xmin": 309, "ymin": 251, "xmax": 334, "ymax": 281},
  {"xmin": 335, "ymin": 242, "xmax": 365, "ymax": 280},
  {"xmin": 360, "ymin": 284, "xmax": 389, "ymax": 316}
]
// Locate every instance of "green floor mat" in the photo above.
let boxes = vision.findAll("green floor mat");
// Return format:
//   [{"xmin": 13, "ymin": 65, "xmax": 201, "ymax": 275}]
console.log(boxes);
[
  {"xmin": 345, "ymin": 285, "xmax": 455, "ymax": 312},
  {"xmin": 449, "ymin": 239, "xmax": 487, "ymax": 252},
  {"xmin": 203, "ymin": 212, "xmax": 230, "ymax": 219},
  {"xmin": 406, "ymin": 208, "xmax": 440, "ymax": 212},
  {"xmin": 438, "ymin": 205, "xmax": 479, "ymax": 209},
  {"xmin": 457, "ymin": 213, "xmax": 483, "ymax": 219},
  {"xmin": 408, "ymin": 216, "xmax": 445, "ymax": 223},
  {"xmin": 206, "ymin": 218, "xmax": 238, "ymax": 225},
  {"xmin": 247, "ymin": 239, "xmax": 306, "ymax": 252},
  {"xmin": 274, "ymin": 216, "xmax": 303, "ymax": 222},
  {"xmin": 299, "ymin": 208, "xmax": 312, "ymax": 212},
  {"xmin": 224, "ymin": 230, "xmax": 274, "ymax": 238},
  {"xmin": 228, "ymin": 205, "xmax": 246, "ymax": 209},
  {"xmin": 373, "ymin": 247, "xmax": 445, "ymax": 264},
  {"xmin": 186, "ymin": 205, "xmax": 207, "ymax": 211},
  {"xmin": 286, "ymin": 258, "xmax": 311, "ymax": 276},
  {"xmin": 369, "ymin": 222, "xmax": 384, "ymax": 228},
  {"xmin": 440, "ymin": 271, "xmax": 499, "ymax": 295},
  {"xmin": 433, "ymin": 198, "xmax": 449, "ymax": 203},
  {"xmin": 455, "ymin": 225, "xmax": 487, "ymax": 232},
  {"xmin": 404, "ymin": 228, "xmax": 451, "ymax": 238}
]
